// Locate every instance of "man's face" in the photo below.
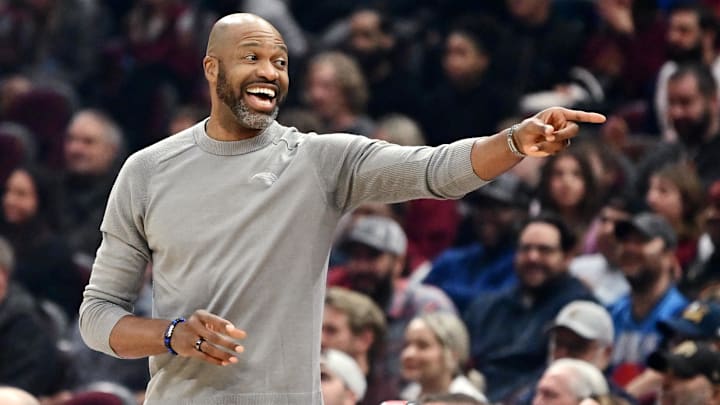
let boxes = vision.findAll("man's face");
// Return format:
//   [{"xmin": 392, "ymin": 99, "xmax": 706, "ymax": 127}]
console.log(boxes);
[
  {"xmin": 667, "ymin": 74, "xmax": 715, "ymax": 145},
  {"xmin": 211, "ymin": 22, "xmax": 289, "ymax": 130},
  {"xmin": 532, "ymin": 370, "xmax": 580, "ymax": 405},
  {"xmin": 667, "ymin": 11, "xmax": 703, "ymax": 62},
  {"xmin": 345, "ymin": 243, "xmax": 399, "ymax": 302},
  {"xmin": 595, "ymin": 207, "xmax": 631, "ymax": 263},
  {"xmin": 471, "ymin": 200, "xmax": 520, "ymax": 249},
  {"xmin": 515, "ymin": 222, "xmax": 567, "ymax": 290},
  {"xmin": 320, "ymin": 364, "xmax": 356, "ymax": 405},
  {"xmin": 616, "ymin": 231, "xmax": 668, "ymax": 292},
  {"xmin": 348, "ymin": 10, "xmax": 389, "ymax": 60},
  {"xmin": 64, "ymin": 114, "xmax": 117, "ymax": 176},
  {"xmin": 660, "ymin": 373, "xmax": 714, "ymax": 405},
  {"xmin": 305, "ymin": 62, "xmax": 344, "ymax": 120},
  {"xmin": 507, "ymin": 0, "xmax": 548, "ymax": 22},
  {"xmin": 443, "ymin": 32, "xmax": 488, "ymax": 86},
  {"xmin": 322, "ymin": 306, "xmax": 356, "ymax": 355},
  {"xmin": 549, "ymin": 328, "xmax": 609, "ymax": 370}
]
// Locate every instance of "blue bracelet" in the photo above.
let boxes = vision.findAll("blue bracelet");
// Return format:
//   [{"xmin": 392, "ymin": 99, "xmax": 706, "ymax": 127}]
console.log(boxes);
[{"xmin": 163, "ymin": 317, "xmax": 186, "ymax": 355}]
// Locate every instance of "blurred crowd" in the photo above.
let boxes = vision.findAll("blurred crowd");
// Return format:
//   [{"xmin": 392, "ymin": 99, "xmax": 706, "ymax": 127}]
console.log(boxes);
[{"xmin": 3, "ymin": 0, "xmax": 720, "ymax": 404}]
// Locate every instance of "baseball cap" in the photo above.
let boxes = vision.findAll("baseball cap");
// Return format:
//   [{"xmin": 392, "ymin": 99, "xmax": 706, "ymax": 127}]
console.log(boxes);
[
  {"xmin": 658, "ymin": 300, "xmax": 720, "ymax": 340},
  {"xmin": 321, "ymin": 349, "xmax": 367, "ymax": 400},
  {"xmin": 614, "ymin": 212, "xmax": 678, "ymax": 249},
  {"xmin": 647, "ymin": 340, "xmax": 720, "ymax": 383},
  {"xmin": 343, "ymin": 215, "xmax": 407, "ymax": 256},
  {"xmin": 549, "ymin": 300, "xmax": 614, "ymax": 346},
  {"xmin": 466, "ymin": 173, "xmax": 530, "ymax": 208}
]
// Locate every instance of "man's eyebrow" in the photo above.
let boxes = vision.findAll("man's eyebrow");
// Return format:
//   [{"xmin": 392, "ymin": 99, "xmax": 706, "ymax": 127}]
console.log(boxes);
[{"xmin": 238, "ymin": 41, "xmax": 289, "ymax": 54}]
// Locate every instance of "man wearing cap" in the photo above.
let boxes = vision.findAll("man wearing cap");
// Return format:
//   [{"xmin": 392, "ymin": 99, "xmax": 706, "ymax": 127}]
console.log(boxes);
[
  {"xmin": 464, "ymin": 215, "xmax": 594, "ymax": 403},
  {"xmin": 647, "ymin": 340, "xmax": 720, "ymax": 405},
  {"xmin": 329, "ymin": 215, "xmax": 457, "ymax": 379},
  {"xmin": 321, "ymin": 349, "xmax": 367, "ymax": 405},
  {"xmin": 659, "ymin": 300, "xmax": 720, "ymax": 346},
  {"xmin": 608, "ymin": 212, "xmax": 689, "ymax": 389},
  {"xmin": 424, "ymin": 173, "xmax": 530, "ymax": 313}
]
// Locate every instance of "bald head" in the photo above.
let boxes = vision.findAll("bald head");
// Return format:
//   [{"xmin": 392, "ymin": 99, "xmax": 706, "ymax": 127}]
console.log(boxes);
[
  {"xmin": 207, "ymin": 13, "xmax": 284, "ymax": 57},
  {"xmin": 0, "ymin": 387, "xmax": 40, "ymax": 405}
]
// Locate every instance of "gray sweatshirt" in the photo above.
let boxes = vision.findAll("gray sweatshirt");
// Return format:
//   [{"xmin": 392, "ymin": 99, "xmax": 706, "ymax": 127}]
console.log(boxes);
[{"xmin": 79, "ymin": 120, "xmax": 487, "ymax": 404}]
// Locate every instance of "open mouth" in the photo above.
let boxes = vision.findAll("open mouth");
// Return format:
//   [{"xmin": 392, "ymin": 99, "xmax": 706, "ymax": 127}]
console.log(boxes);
[{"xmin": 244, "ymin": 86, "xmax": 278, "ymax": 112}]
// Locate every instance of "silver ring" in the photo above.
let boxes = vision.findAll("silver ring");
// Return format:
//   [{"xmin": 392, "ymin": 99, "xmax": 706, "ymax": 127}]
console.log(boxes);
[{"xmin": 194, "ymin": 337, "xmax": 206, "ymax": 353}]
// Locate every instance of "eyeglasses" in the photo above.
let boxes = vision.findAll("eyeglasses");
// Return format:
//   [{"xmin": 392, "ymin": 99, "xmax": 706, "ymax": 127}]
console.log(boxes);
[{"xmin": 518, "ymin": 243, "xmax": 562, "ymax": 255}]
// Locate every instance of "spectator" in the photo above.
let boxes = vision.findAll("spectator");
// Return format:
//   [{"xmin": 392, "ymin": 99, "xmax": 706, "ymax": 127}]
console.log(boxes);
[
  {"xmin": 464, "ymin": 214, "xmax": 594, "ymax": 402},
  {"xmin": 323, "ymin": 287, "xmax": 398, "ymax": 405},
  {"xmin": 59, "ymin": 109, "xmax": 124, "ymax": 263},
  {"xmin": 0, "ymin": 237, "xmax": 66, "ymax": 396},
  {"xmin": 645, "ymin": 163, "xmax": 704, "ymax": 270},
  {"xmin": 0, "ymin": 165, "xmax": 83, "ymax": 320},
  {"xmin": 682, "ymin": 180, "xmax": 720, "ymax": 298},
  {"xmin": 419, "ymin": 392, "xmax": 487, "ymax": 405},
  {"xmin": 532, "ymin": 359, "xmax": 609, "ymax": 405},
  {"xmin": 400, "ymin": 312, "xmax": 486, "ymax": 402},
  {"xmin": 329, "ymin": 215, "xmax": 457, "ymax": 379},
  {"xmin": 424, "ymin": 173, "xmax": 530, "ymax": 312},
  {"xmin": 570, "ymin": 196, "xmax": 636, "ymax": 305},
  {"xmin": 654, "ymin": 3, "xmax": 720, "ymax": 142},
  {"xmin": 609, "ymin": 213, "xmax": 689, "ymax": 388},
  {"xmin": 321, "ymin": 349, "xmax": 367, "ymax": 405},
  {"xmin": 533, "ymin": 149, "xmax": 600, "ymax": 248},
  {"xmin": 659, "ymin": 300, "xmax": 720, "ymax": 347},
  {"xmin": 646, "ymin": 340, "xmax": 720, "ymax": 405},
  {"xmin": 304, "ymin": 51, "xmax": 375, "ymax": 136}
]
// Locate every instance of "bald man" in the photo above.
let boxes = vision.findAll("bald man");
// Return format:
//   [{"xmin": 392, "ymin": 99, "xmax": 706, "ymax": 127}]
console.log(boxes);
[
  {"xmin": 78, "ymin": 13, "xmax": 605, "ymax": 405},
  {"xmin": 0, "ymin": 387, "xmax": 40, "ymax": 405}
]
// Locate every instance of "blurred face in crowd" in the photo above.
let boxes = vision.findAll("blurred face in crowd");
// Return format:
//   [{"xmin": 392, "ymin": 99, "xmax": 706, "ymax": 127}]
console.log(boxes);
[
  {"xmin": 533, "ymin": 367, "xmax": 581, "ymax": 405},
  {"xmin": 667, "ymin": 10, "xmax": 703, "ymax": 62},
  {"xmin": 549, "ymin": 328, "xmax": 611, "ymax": 371},
  {"xmin": 515, "ymin": 222, "xmax": 568, "ymax": 290},
  {"xmin": 322, "ymin": 305, "xmax": 356, "ymax": 355},
  {"xmin": 471, "ymin": 198, "xmax": 522, "ymax": 249},
  {"xmin": 209, "ymin": 19, "xmax": 289, "ymax": 130},
  {"xmin": 348, "ymin": 10, "xmax": 392, "ymax": 71},
  {"xmin": 507, "ymin": 0, "xmax": 549, "ymax": 24},
  {"xmin": 667, "ymin": 74, "xmax": 715, "ymax": 145},
  {"xmin": 64, "ymin": 113, "xmax": 118, "ymax": 176},
  {"xmin": 306, "ymin": 62, "xmax": 344, "ymax": 121},
  {"xmin": 443, "ymin": 32, "xmax": 488, "ymax": 87},
  {"xmin": 660, "ymin": 373, "xmax": 716, "ymax": 405},
  {"xmin": 401, "ymin": 318, "xmax": 452, "ymax": 388},
  {"xmin": 646, "ymin": 175, "xmax": 684, "ymax": 228},
  {"xmin": 704, "ymin": 196, "xmax": 720, "ymax": 247},
  {"xmin": 2, "ymin": 169, "xmax": 37, "ymax": 224},
  {"xmin": 595, "ymin": 206, "xmax": 631, "ymax": 264},
  {"xmin": 345, "ymin": 243, "xmax": 401, "ymax": 307},
  {"xmin": 616, "ymin": 230, "xmax": 670, "ymax": 293},
  {"xmin": 320, "ymin": 363, "xmax": 357, "ymax": 405},
  {"xmin": 549, "ymin": 155, "xmax": 586, "ymax": 213}
]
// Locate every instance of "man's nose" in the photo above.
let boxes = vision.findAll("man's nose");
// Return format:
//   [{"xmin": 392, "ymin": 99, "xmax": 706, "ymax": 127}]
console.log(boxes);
[{"xmin": 256, "ymin": 59, "xmax": 279, "ymax": 81}]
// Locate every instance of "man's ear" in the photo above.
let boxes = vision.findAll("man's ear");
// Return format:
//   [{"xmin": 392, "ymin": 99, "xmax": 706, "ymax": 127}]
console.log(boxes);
[
  {"xmin": 354, "ymin": 328, "xmax": 375, "ymax": 354},
  {"xmin": 204, "ymin": 56, "xmax": 218, "ymax": 82}
]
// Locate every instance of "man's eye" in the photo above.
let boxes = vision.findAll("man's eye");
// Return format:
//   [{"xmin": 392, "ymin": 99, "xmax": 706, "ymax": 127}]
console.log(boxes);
[
  {"xmin": 244, "ymin": 55, "xmax": 258, "ymax": 61},
  {"xmin": 275, "ymin": 59, "xmax": 287, "ymax": 68}
]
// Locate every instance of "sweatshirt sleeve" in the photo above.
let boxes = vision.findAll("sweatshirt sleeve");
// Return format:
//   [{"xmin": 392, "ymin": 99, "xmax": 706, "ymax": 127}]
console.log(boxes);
[
  {"xmin": 305, "ymin": 134, "xmax": 489, "ymax": 212},
  {"xmin": 78, "ymin": 152, "xmax": 152, "ymax": 357}
]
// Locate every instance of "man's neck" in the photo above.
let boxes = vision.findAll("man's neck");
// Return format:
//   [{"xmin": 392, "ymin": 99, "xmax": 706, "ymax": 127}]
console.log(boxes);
[
  {"xmin": 631, "ymin": 274, "xmax": 671, "ymax": 320},
  {"xmin": 207, "ymin": 114, "xmax": 261, "ymax": 141}
]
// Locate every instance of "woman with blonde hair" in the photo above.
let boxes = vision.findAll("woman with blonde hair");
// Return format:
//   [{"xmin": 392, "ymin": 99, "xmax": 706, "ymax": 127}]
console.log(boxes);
[{"xmin": 399, "ymin": 312, "xmax": 486, "ymax": 402}]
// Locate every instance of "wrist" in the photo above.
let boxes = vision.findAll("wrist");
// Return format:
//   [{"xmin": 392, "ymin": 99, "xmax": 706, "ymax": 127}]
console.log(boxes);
[
  {"xmin": 506, "ymin": 124, "xmax": 526, "ymax": 158},
  {"xmin": 163, "ymin": 317, "xmax": 186, "ymax": 355}
]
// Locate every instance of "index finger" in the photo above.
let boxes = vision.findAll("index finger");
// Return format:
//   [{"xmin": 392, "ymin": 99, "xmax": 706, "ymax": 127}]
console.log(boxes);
[
  {"xmin": 196, "ymin": 310, "xmax": 247, "ymax": 339},
  {"xmin": 560, "ymin": 108, "xmax": 606, "ymax": 124}
]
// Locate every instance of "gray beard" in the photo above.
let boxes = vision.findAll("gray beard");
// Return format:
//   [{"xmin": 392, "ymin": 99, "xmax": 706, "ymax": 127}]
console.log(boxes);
[{"xmin": 232, "ymin": 98, "xmax": 279, "ymax": 130}]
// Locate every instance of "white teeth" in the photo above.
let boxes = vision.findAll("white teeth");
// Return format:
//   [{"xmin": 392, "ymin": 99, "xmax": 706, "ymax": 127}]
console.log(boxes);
[{"xmin": 247, "ymin": 87, "xmax": 276, "ymax": 98}]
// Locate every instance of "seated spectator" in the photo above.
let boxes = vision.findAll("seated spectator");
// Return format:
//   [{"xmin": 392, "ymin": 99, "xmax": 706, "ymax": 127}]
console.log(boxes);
[
  {"xmin": 0, "ymin": 386, "xmax": 39, "ymax": 405},
  {"xmin": 0, "ymin": 237, "xmax": 66, "ymax": 396},
  {"xmin": 532, "ymin": 359, "xmax": 610, "ymax": 405},
  {"xmin": 323, "ymin": 287, "xmax": 398, "ymax": 405},
  {"xmin": 683, "ymin": 180, "xmax": 720, "ymax": 298},
  {"xmin": 321, "ymin": 349, "xmax": 367, "ymax": 405},
  {"xmin": 419, "ymin": 392, "xmax": 487, "ymax": 404},
  {"xmin": 659, "ymin": 300, "xmax": 720, "ymax": 347},
  {"xmin": 0, "ymin": 165, "xmax": 84, "ymax": 320},
  {"xmin": 399, "ymin": 312, "xmax": 486, "ymax": 402},
  {"xmin": 424, "ymin": 173, "xmax": 530, "ymax": 312},
  {"xmin": 570, "ymin": 196, "xmax": 636, "ymax": 305},
  {"xmin": 647, "ymin": 340, "xmax": 720, "ymax": 405},
  {"xmin": 329, "ymin": 215, "xmax": 457, "ymax": 379},
  {"xmin": 464, "ymin": 214, "xmax": 594, "ymax": 402},
  {"xmin": 609, "ymin": 213, "xmax": 689, "ymax": 389}
]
